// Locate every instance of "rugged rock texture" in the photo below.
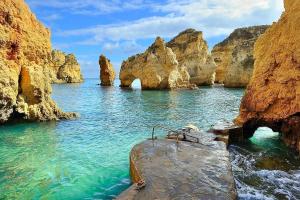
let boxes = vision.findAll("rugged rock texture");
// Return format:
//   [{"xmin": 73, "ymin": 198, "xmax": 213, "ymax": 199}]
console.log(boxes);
[
  {"xmin": 99, "ymin": 54, "xmax": 115, "ymax": 86},
  {"xmin": 0, "ymin": 0, "xmax": 76, "ymax": 123},
  {"xmin": 119, "ymin": 29, "xmax": 216, "ymax": 89},
  {"xmin": 48, "ymin": 50, "xmax": 83, "ymax": 83},
  {"xmin": 120, "ymin": 37, "xmax": 192, "ymax": 89},
  {"xmin": 167, "ymin": 29, "xmax": 216, "ymax": 86},
  {"xmin": 236, "ymin": 0, "xmax": 300, "ymax": 152},
  {"xmin": 212, "ymin": 25, "xmax": 270, "ymax": 87}
]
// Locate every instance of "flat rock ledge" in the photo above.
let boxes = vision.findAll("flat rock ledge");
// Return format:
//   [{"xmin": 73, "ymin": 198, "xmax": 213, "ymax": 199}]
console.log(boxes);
[{"xmin": 117, "ymin": 130, "xmax": 237, "ymax": 200}]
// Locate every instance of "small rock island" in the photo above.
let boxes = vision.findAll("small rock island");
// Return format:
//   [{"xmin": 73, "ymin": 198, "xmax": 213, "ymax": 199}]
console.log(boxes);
[{"xmin": 119, "ymin": 29, "xmax": 216, "ymax": 89}]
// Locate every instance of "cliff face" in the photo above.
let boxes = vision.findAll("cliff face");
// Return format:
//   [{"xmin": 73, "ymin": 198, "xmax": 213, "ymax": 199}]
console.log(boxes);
[
  {"xmin": 120, "ymin": 37, "xmax": 191, "ymax": 89},
  {"xmin": 99, "ymin": 54, "xmax": 115, "ymax": 86},
  {"xmin": 212, "ymin": 26, "xmax": 269, "ymax": 87},
  {"xmin": 49, "ymin": 50, "xmax": 83, "ymax": 84},
  {"xmin": 236, "ymin": 0, "xmax": 300, "ymax": 151},
  {"xmin": 120, "ymin": 29, "xmax": 216, "ymax": 89},
  {"xmin": 0, "ymin": 0, "xmax": 76, "ymax": 123},
  {"xmin": 167, "ymin": 29, "xmax": 216, "ymax": 86}
]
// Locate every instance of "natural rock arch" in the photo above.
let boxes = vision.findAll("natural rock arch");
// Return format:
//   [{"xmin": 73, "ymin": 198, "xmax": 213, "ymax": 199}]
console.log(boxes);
[{"xmin": 119, "ymin": 37, "xmax": 191, "ymax": 90}]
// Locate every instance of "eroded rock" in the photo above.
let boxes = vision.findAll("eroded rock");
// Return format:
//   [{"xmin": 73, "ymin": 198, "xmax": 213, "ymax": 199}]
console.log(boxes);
[
  {"xmin": 167, "ymin": 29, "xmax": 216, "ymax": 86},
  {"xmin": 0, "ymin": 0, "xmax": 76, "ymax": 123},
  {"xmin": 49, "ymin": 50, "xmax": 83, "ymax": 83},
  {"xmin": 120, "ymin": 37, "xmax": 192, "ymax": 89},
  {"xmin": 212, "ymin": 26, "xmax": 269, "ymax": 87},
  {"xmin": 235, "ymin": 0, "xmax": 300, "ymax": 151},
  {"xmin": 119, "ymin": 29, "xmax": 216, "ymax": 90},
  {"xmin": 99, "ymin": 54, "xmax": 115, "ymax": 86}
]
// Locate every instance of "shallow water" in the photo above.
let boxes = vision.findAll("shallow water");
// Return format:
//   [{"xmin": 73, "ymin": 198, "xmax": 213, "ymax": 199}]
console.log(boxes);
[{"xmin": 0, "ymin": 79, "xmax": 299, "ymax": 200}]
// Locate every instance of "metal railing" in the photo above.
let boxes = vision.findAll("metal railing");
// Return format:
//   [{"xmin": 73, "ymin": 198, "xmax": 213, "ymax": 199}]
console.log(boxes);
[{"xmin": 151, "ymin": 124, "xmax": 199, "ymax": 143}]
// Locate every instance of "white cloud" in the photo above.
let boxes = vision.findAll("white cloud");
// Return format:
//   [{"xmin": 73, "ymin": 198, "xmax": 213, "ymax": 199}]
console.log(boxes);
[{"xmin": 56, "ymin": 0, "xmax": 284, "ymax": 45}]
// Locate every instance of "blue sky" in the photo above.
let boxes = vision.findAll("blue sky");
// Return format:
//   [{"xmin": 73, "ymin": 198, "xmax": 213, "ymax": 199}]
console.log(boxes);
[{"xmin": 26, "ymin": 0, "xmax": 284, "ymax": 78}]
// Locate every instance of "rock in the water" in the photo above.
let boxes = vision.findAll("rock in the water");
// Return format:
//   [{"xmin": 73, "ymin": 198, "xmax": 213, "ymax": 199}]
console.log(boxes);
[
  {"xmin": 235, "ymin": 0, "xmax": 300, "ymax": 152},
  {"xmin": 212, "ymin": 26, "xmax": 270, "ymax": 87},
  {"xmin": 49, "ymin": 50, "xmax": 83, "ymax": 83},
  {"xmin": 167, "ymin": 29, "xmax": 216, "ymax": 86},
  {"xmin": 120, "ymin": 37, "xmax": 192, "ymax": 89},
  {"xmin": 0, "ymin": 0, "xmax": 76, "ymax": 123},
  {"xmin": 99, "ymin": 54, "xmax": 115, "ymax": 86},
  {"xmin": 118, "ymin": 131, "xmax": 237, "ymax": 199}
]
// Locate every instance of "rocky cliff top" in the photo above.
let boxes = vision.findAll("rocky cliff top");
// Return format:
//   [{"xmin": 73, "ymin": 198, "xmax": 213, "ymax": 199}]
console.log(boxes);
[{"xmin": 215, "ymin": 25, "xmax": 270, "ymax": 48}]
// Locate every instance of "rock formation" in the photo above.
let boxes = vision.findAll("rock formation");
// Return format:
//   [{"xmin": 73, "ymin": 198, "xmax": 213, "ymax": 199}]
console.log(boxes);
[
  {"xmin": 167, "ymin": 29, "xmax": 216, "ymax": 86},
  {"xmin": 49, "ymin": 50, "xmax": 83, "ymax": 83},
  {"xmin": 236, "ymin": 0, "xmax": 300, "ymax": 152},
  {"xmin": 99, "ymin": 54, "xmax": 115, "ymax": 86},
  {"xmin": 120, "ymin": 29, "xmax": 216, "ymax": 89},
  {"xmin": 120, "ymin": 37, "xmax": 192, "ymax": 89},
  {"xmin": 0, "ymin": 0, "xmax": 76, "ymax": 123},
  {"xmin": 212, "ymin": 26, "xmax": 270, "ymax": 87}
]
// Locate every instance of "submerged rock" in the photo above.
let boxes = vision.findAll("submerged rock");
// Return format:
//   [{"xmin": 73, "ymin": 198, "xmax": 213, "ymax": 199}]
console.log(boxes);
[
  {"xmin": 212, "ymin": 26, "xmax": 270, "ymax": 87},
  {"xmin": 120, "ymin": 37, "xmax": 192, "ymax": 89},
  {"xmin": 0, "ymin": 0, "xmax": 76, "ymax": 123},
  {"xmin": 49, "ymin": 50, "xmax": 83, "ymax": 83},
  {"xmin": 118, "ymin": 130, "xmax": 237, "ymax": 199},
  {"xmin": 99, "ymin": 54, "xmax": 115, "ymax": 86},
  {"xmin": 167, "ymin": 29, "xmax": 216, "ymax": 86},
  {"xmin": 236, "ymin": 0, "xmax": 300, "ymax": 152}
]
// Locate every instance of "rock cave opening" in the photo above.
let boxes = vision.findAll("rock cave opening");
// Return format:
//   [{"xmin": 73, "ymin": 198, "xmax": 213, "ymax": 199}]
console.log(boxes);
[{"xmin": 131, "ymin": 79, "xmax": 142, "ymax": 89}]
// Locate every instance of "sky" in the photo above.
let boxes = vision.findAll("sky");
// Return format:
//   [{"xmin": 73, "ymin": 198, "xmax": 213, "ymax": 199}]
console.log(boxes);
[{"xmin": 26, "ymin": 0, "xmax": 284, "ymax": 79}]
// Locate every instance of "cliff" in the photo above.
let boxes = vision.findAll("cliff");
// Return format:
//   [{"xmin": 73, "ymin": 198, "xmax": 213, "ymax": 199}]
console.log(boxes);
[
  {"xmin": 212, "ymin": 26, "xmax": 270, "ymax": 87},
  {"xmin": 0, "ymin": 0, "xmax": 76, "ymax": 123},
  {"xmin": 120, "ymin": 37, "xmax": 192, "ymax": 89},
  {"xmin": 99, "ymin": 54, "xmax": 115, "ymax": 86},
  {"xmin": 49, "ymin": 50, "xmax": 83, "ymax": 84},
  {"xmin": 236, "ymin": 0, "xmax": 300, "ymax": 151},
  {"xmin": 167, "ymin": 29, "xmax": 216, "ymax": 86}
]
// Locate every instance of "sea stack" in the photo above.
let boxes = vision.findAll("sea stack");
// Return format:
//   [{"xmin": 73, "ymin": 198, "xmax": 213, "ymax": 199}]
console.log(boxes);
[
  {"xmin": 0, "ymin": 0, "xmax": 76, "ymax": 123},
  {"xmin": 99, "ymin": 54, "xmax": 115, "ymax": 86},
  {"xmin": 212, "ymin": 26, "xmax": 270, "ymax": 87},
  {"xmin": 49, "ymin": 50, "xmax": 83, "ymax": 83},
  {"xmin": 167, "ymin": 29, "xmax": 216, "ymax": 86},
  {"xmin": 119, "ymin": 37, "xmax": 192, "ymax": 89},
  {"xmin": 236, "ymin": 0, "xmax": 300, "ymax": 151},
  {"xmin": 119, "ymin": 29, "xmax": 216, "ymax": 90}
]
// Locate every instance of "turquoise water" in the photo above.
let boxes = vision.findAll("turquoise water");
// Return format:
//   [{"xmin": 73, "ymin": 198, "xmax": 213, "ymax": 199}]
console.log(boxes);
[{"xmin": 0, "ymin": 79, "xmax": 299, "ymax": 200}]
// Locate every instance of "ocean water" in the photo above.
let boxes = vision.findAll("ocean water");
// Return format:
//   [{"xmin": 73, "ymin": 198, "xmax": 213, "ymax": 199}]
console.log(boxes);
[{"xmin": 0, "ymin": 79, "xmax": 299, "ymax": 200}]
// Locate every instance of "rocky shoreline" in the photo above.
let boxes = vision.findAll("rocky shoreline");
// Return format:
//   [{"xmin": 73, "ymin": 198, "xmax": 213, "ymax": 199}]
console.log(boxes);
[{"xmin": 118, "ymin": 127, "xmax": 237, "ymax": 200}]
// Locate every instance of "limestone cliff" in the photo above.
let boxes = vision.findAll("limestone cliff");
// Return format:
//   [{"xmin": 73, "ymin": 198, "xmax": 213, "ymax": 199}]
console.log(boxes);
[
  {"xmin": 0, "ymin": 0, "xmax": 76, "ymax": 123},
  {"xmin": 167, "ymin": 29, "xmax": 216, "ymax": 86},
  {"xmin": 49, "ymin": 50, "xmax": 83, "ymax": 84},
  {"xmin": 99, "ymin": 54, "xmax": 115, "ymax": 86},
  {"xmin": 120, "ymin": 37, "xmax": 192, "ymax": 89},
  {"xmin": 212, "ymin": 26, "xmax": 269, "ymax": 87},
  {"xmin": 236, "ymin": 0, "xmax": 300, "ymax": 151}
]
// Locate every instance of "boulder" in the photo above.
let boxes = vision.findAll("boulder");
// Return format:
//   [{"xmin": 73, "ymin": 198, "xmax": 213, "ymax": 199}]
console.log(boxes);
[
  {"xmin": 212, "ymin": 26, "xmax": 270, "ymax": 87},
  {"xmin": 235, "ymin": 0, "xmax": 300, "ymax": 152},
  {"xmin": 99, "ymin": 54, "xmax": 115, "ymax": 86}
]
